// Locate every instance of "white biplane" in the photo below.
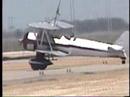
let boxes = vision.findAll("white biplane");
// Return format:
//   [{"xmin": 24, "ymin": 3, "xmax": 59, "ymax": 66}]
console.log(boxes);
[{"xmin": 19, "ymin": 0, "xmax": 127, "ymax": 70}]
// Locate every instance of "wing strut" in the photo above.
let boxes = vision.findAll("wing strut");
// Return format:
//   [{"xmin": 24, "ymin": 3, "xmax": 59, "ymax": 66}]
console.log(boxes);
[
  {"xmin": 45, "ymin": 31, "xmax": 53, "ymax": 52},
  {"xmin": 36, "ymin": 30, "xmax": 53, "ymax": 54}
]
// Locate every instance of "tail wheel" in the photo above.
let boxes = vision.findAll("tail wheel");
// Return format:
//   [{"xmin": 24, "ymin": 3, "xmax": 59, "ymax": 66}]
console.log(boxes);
[
  {"xmin": 122, "ymin": 60, "xmax": 126, "ymax": 64},
  {"xmin": 121, "ymin": 57, "xmax": 126, "ymax": 64}
]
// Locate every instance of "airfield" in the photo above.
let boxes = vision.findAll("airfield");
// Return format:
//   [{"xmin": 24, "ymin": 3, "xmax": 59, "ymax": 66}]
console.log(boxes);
[{"xmin": 2, "ymin": 51, "xmax": 129, "ymax": 96}]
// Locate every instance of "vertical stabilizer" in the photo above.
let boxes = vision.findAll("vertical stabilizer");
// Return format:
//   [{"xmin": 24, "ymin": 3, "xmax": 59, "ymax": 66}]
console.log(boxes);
[{"xmin": 114, "ymin": 31, "xmax": 129, "ymax": 56}]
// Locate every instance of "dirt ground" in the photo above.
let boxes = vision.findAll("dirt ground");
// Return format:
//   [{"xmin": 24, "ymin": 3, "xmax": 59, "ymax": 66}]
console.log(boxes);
[
  {"xmin": 3, "ymin": 68, "xmax": 129, "ymax": 96},
  {"xmin": 3, "ymin": 56, "xmax": 125, "ymax": 71},
  {"xmin": 3, "ymin": 57, "xmax": 129, "ymax": 96}
]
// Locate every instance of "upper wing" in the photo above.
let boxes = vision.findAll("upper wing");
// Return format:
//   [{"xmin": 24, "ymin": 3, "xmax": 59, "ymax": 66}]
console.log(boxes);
[
  {"xmin": 28, "ymin": 22, "xmax": 59, "ymax": 30},
  {"xmin": 28, "ymin": 20, "xmax": 74, "ymax": 30}
]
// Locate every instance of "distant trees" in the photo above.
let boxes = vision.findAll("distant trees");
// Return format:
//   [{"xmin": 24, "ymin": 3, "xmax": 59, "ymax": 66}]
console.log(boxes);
[
  {"xmin": 15, "ymin": 29, "xmax": 23, "ymax": 38},
  {"xmin": 3, "ymin": 17, "xmax": 129, "ymax": 38},
  {"xmin": 3, "ymin": 28, "xmax": 24, "ymax": 38},
  {"xmin": 72, "ymin": 17, "xmax": 129, "ymax": 33}
]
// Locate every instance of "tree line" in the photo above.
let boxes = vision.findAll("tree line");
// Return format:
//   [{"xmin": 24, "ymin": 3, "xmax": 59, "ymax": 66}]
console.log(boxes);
[
  {"xmin": 3, "ymin": 17, "xmax": 129, "ymax": 38},
  {"xmin": 71, "ymin": 17, "xmax": 129, "ymax": 33}
]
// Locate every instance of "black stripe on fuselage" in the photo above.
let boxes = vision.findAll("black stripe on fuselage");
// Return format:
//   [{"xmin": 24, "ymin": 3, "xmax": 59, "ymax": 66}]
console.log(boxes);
[
  {"xmin": 55, "ymin": 43, "xmax": 107, "ymax": 53},
  {"xmin": 36, "ymin": 42, "xmax": 108, "ymax": 53}
]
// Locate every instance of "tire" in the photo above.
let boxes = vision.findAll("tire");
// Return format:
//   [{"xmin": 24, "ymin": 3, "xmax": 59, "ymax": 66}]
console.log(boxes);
[
  {"xmin": 30, "ymin": 63, "xmax": 40, "ymax": 70},
  {"xmin": 29, "ymin": 57, "xmax": 52, "ymax": 70},
  {"xmin": 122, "ymin": 60, "xmax": 126, "ymax": 64},
  {"xmin": 121, "ymin": 57, "xmax": 126, "ymax": 64}
]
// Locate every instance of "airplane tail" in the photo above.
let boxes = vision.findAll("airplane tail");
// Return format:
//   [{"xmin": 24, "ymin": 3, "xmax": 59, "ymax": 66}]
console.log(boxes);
[
  {"xmin": 114, "ymin": 31, "xmax": 129, "ymax": 45},
  {"xmin": 114, "ymin": 30, "xmax": 129, "ymax": 59}
]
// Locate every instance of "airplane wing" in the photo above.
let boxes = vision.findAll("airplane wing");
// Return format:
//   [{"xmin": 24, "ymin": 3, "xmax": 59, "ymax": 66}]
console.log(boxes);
[
  {"xmin": 28, "ymin": 20, "xmax": 74, "ymax": 30},
  {"xmin": 28, "ymin": 22, "xmax": 59, "ymax": 30},
  {"xmin": 51, "ymin": 20, "xmax": 74, "ymax": 29},
  {"xmin": 36, "ymin": 49, "xmax": 70, "ymax": 57}
]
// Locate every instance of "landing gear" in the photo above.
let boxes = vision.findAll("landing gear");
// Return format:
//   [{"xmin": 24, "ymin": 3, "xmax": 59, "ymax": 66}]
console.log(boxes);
[
  {"xmin": 122, "ymin": 60, "xmax": 126, "ymax": 64},
  {"xmin": 121, "ymin": 57, "xmax": 126, "ymax": 64},
  {"xmin": 29, "ymin": 52, "xmax": 53, "ymax": 70}
]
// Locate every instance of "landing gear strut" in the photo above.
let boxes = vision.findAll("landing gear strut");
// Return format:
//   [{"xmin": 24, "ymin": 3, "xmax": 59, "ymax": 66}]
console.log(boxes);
[{"xmin": 29, "ymin": 52, "xmax": 52, "ymax": 70}]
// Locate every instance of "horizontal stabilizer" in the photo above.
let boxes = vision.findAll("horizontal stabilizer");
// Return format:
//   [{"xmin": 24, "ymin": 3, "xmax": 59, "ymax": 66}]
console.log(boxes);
[
  {"xmin": 108, "ymin": 47, "xmax": 117, "ymax": 52},
  {"xmin": 108, "ymin": 47, "xmax": 127, "ymax": 58}
]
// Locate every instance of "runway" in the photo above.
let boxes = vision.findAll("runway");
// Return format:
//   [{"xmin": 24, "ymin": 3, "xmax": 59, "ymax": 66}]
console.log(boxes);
[
  {"xmin": 3, "ymin": 61, "xmax": 129, "ymax": 85},
  {"xmin": 3, "ymin": 58, "xmax": 129, "ymax": 96}
]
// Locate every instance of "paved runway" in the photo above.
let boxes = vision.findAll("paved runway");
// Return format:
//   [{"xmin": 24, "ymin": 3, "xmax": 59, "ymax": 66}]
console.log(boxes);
[
  {"xmin": 3, "ymin": 63, "xmax": 129, "ymax": 85},
  {"xmin": 3, "ymin": 58, "xmax": 129, "ymax": 96}
]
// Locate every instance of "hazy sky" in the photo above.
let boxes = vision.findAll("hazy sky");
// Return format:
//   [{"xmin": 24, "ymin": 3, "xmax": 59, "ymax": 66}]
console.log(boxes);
[{"xmin": 3, "ymin": 0, "xmax": 129, "ymax": 30}]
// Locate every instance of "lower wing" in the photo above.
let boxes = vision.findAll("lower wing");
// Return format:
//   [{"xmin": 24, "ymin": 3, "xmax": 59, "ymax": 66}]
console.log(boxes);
[{"xmin": 36, "ymin": 50, "xmax": 70, "ymax": 57}]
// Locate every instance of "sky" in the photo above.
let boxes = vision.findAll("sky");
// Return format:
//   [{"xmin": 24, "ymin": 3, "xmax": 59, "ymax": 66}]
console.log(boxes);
[{"xmin": 3, "ymin": 0, "xmax": 129, "ymax": 30}]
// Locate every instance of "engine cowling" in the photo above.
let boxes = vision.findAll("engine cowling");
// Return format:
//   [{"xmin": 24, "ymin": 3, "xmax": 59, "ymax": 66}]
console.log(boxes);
[{"xmin": 19, "ymin": 32, "xmax": 37, "ymax": 50}]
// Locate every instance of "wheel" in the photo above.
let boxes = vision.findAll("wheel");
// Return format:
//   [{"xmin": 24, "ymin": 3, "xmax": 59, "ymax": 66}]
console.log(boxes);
[
  {"xmin": 30, "ymin": 63, "xmax": 40, "ymax": 70},
  {"xmin": 121, "ymin": 57, "xmax": 126, "ymax": 64},
  {"xmin": 29, "ymin": 57, "xmax": 52, "ymax": 70},
  {"xmin": 122, "ymin": 60, "xmax": 126, "ymax": 64},
  {"xmin": 38, "ymin": 63, "xmax": 48, "ymax": 70}
]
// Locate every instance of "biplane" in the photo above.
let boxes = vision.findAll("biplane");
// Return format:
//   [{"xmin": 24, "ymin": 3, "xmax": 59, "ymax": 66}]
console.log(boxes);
[{"xmin": 19, "ymin": 0, "xmax": 127, "ymax": 70}]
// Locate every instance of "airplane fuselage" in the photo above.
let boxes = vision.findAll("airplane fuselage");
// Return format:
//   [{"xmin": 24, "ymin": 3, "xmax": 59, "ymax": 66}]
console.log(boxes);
[
  {"xmin": 20, "ymin": 31, "xmax": 127, "ymax": 71},
  {"xmin": 53, "ymin": 36, "xmax": 126, "ymax": 58}
]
